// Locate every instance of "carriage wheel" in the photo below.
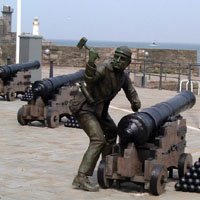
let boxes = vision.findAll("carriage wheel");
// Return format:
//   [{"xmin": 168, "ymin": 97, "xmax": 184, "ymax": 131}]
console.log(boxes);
[
  {"xmin": 47, "ymin": 109, "xmax": 59, "ymax": 128},
  {"xmin": 178, "ymin": 153, "xmax": 193, "ymax": 178},
  {"xmin": 6, "ymin": 89, "xmax": 15, "ymax": 101},
  {"xmin": 17, "ymin": 107, "xmax": 28, "ymax": 125},
  {"xmin": 97, "ymin": 159, "xmax": 113, "ymax": 189},
  {"xmin": 150, "ymin": 164, "xmax": 168, "ymax": 195}
]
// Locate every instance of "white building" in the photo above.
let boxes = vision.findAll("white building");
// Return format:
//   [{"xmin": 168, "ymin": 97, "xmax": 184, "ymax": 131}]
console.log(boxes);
[{"xmin": 32, "ymin": 17, "xmax": 39, "ymax": 36}]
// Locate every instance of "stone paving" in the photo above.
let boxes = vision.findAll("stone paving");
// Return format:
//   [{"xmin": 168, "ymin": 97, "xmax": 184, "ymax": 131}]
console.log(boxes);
[{"xmin": 0, "ymin": 66, "xmax": 200, "ymax": 200}]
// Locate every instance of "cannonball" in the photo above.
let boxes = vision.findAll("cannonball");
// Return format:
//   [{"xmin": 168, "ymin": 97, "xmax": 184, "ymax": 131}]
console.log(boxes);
[
  {"xmin": 190, "ymin": 166, "xmax": 196, "ymax": 173},
  {"xmin": 180, "ymin": 177, "xmax": 187, "ymax": 184},
  {"xmin": 181, "ymin": 183, "xmax": 188, "ymax": 192},
  {"xmin": 185, "ymin": 171, "xmax": 191, "ymax": 178},
  {"xmin": 192, "ymin": 172, "xmax": 198, "ymax": 179},
  {"xmin": 194, "ymin": 161, "xmax": 200, "ymax": 168},
  {"xmin": 187, "ymin": 178, "xmax": 193, "ymax": 185},
  {"xmin": 194, "ymin": 179, "xmax": 200, "ymax": 186},
  {"xmin": 196, "ymin": 185, "xmax": 200, "ymax": 193},
  {"xmin": 196, "ymin": 167, "xmax": 200, "ymax": 174},
  {"xmin": 188, "ymin": 184, "xmax": 195, "ymax": 192},
  {"xmin": 175, "ymin": 182, "xmax": 182, "ymax": 191}
]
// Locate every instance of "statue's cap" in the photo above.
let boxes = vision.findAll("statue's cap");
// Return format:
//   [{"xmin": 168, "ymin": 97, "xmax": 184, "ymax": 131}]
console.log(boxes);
[{"xmin": 115, "ymin": 46, "xmax": 132, "ymax": 58}]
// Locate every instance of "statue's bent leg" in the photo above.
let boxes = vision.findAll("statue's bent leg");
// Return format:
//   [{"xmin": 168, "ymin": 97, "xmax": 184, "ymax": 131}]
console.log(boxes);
[
  {"xmin": 77, "ymin": 112, "xmax": 106, "ymax": 176},
  {"xmin": 99, "ymin": 114, "xmax": 118, "ymax": 158}
]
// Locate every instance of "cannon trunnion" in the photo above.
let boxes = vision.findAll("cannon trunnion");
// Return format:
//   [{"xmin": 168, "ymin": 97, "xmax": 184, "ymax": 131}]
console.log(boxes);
[
  {"xmin": 97, "ymin": 91, "xmax": 195, "ymax": 195},
  {"xmin": 0, "ymin": 61, "xmax": 40, "ymax": 101},
  {"xmin": 17, "ymin": 70, "xmax": 84, "ymax": 128}
]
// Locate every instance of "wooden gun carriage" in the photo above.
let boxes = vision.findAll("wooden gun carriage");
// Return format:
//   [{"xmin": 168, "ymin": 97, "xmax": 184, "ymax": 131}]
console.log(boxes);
[{"xmin": 17, "ymin": 70, "xmax": 84, "ymax": 128}]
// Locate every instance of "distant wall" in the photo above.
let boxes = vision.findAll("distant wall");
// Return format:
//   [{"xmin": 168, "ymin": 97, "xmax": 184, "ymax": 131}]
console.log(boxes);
[
  {"xmin": 0, "ymin": 43, "xmax": 197, "ymax": 74},
  {"xmin": 42, "ymin": 46, "xmax": 197, "ymax": 68}
]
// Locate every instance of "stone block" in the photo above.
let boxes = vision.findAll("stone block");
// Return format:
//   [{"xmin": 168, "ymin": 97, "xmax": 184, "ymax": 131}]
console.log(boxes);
[{"xmin": 134, "ymin": 74, "xmax": 147, "ymax": 88}]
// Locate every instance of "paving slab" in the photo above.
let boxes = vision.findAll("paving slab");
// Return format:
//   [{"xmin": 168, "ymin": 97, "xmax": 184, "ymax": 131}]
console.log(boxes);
[{"xmin": 0, "ymin": 66, "xmax": 200, "ymax": 200}]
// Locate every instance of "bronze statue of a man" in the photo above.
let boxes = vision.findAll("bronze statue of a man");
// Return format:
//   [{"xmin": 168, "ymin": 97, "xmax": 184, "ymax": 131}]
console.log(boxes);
[{"xmin": 70, "ymin": 46, "xmax": 141, "ymax": 192}]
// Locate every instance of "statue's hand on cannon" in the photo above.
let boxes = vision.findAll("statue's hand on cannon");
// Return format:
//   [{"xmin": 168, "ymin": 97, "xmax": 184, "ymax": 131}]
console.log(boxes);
[{"xmin": 131, "ymin": 101, "xmax": 141, "ymax": 112}]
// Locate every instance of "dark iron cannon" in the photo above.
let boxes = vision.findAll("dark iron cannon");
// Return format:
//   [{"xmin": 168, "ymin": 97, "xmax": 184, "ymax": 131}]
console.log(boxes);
[
  {"xmin": 118, "ymin": 90, "xmax": 196, "ymax": 145},
  {"xmin": 0, "ymin": 60, "xmax": 40, "ymax": 80},
  {"xmin": 32, "ymin": 69, "xmax": 84, "ymax": 101},
  {"xmin": 0, "ymin": 60, "xmax": 40, "ymax": 101}
]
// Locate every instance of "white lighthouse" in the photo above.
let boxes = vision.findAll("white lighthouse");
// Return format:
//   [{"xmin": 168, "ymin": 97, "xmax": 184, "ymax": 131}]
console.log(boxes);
[{"xmin": 32, "ymin": 17, "xmax": 39, "ymax": 36}]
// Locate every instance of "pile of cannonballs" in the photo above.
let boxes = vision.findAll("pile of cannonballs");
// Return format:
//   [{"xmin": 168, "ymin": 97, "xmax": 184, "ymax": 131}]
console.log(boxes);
[
  {"xmin": 21, "ymin": 86, "xmax": 33, "ymax": 101},
  {"xmin": 175, "ymin": 158, "xmax": 200, "ymax": 192},
  {"xmin": 64, "ymin": 115, "xmax": 81, "ymax": 129}
]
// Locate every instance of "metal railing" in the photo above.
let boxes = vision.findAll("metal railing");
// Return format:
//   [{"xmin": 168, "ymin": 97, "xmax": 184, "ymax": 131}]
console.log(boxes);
[{"xmin": 129, "ymin": 58, "xmax": 200, "ymax": 94}]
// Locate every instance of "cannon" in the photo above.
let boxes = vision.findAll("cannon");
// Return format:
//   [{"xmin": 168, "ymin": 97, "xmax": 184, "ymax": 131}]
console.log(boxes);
[
  {"xmin": 17, "ymin": 70, "xmax": 84, "ymax": 128},
  {"xmin": 97, "ymin": 91, "xmax": 195, "ymax": 195},
  {"xmin": 118, "ymin": 90, "xmax": 196, "ymax": 145},
  {"xmin": 31, "ymin": 70, "xmax": 85, "ymax": 102},
  {"xmin": 0, "ymin": 60, "xmax": 40, "ymax": 101}
]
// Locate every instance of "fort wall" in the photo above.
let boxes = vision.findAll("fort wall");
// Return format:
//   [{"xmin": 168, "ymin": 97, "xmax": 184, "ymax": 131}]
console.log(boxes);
[{"xmin": 0, "ymin": 43, "xmax": 197, "ymax": 75}]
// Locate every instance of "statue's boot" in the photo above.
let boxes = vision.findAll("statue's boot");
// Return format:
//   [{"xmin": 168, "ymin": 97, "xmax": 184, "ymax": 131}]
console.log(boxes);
[{"xmin": 72, "ymin": 173, "xmax": 99, "ymax": 192}]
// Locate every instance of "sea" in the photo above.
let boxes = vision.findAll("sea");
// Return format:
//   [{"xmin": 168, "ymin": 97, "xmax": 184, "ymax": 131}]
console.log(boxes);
[{"xmin": 51, "ymin": 39, "xmax": 200, "ymax": 63}]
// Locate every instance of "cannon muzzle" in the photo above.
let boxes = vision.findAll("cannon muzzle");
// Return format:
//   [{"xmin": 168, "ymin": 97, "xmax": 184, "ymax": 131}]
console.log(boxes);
[
  {"xmin": 118, "ymin": 91, "xmax": 196, "ymax": 145},
  {"xmin": 0, "ymin": 60, "xmax": 40, "ymax": 79}
]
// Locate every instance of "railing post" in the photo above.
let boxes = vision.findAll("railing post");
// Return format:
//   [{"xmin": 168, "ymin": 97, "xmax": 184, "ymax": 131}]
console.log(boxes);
[
  {"xmin": 142, "ymin": 59, "xmax": 146, "ymax": 87},
  {"xmin": 7, "ymin": 56, "xmax": 11, "ymax": 65},
  {"xmin": 188, "ymin": 64, "xmax": 191, "ymax": 91},
  {"xmin": 49, "ymin": 59, "xmax": 54, "ymax": 78},
  {"xmin": 159, "ymin": 62, "xmax": 163, "ymax": 90},
  {"xmin": 178, "ymin": 63, "xmax": 181, "ymax": 92}
]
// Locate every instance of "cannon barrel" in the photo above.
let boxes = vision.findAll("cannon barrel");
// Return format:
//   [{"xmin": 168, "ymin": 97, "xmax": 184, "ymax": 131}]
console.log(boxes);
[
  {"xmin": 32, "ymin": 69, "xmax": 85, "ymax": 99},
  {"xmin": 118, "ymin": 91, "xmax": 196, "ymax": 145},
  {"xmin": 0, "ymin": 60, "xmax": 40, "ymax": 79}
]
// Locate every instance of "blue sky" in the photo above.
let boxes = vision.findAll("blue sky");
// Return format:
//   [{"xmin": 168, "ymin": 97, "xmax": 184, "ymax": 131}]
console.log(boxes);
[{"xmin": 0, "ymin": 0, "xmax": 200, "ymax": 44}]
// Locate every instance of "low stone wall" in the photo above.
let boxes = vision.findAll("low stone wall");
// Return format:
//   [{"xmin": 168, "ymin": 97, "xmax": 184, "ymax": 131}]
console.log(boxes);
[
  {"xmin": 42, "ymin": 45, "xmax": 114, "ymax": 68},
  {"xmin": 42, "ymin": 46, "xmax": 198, "ymax": 76},
  {"xmin": 0, "ymin": 43, "xmax": 197, "ymax": 75},
  {"xmin": 42, "ymin": 46, "xmax": 197, "ymax": 67}
]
